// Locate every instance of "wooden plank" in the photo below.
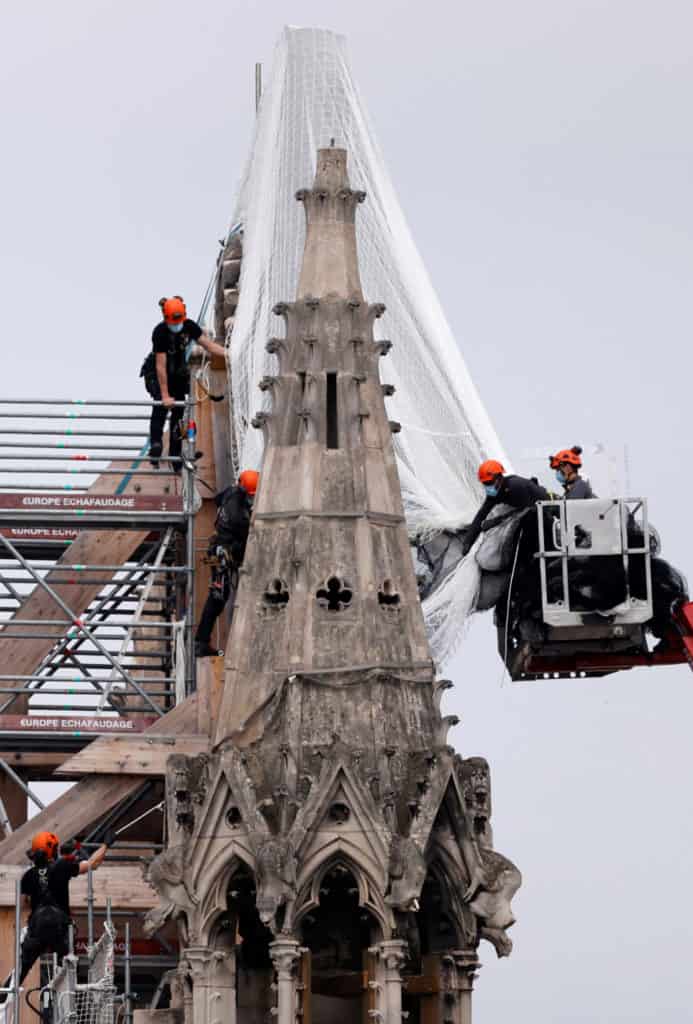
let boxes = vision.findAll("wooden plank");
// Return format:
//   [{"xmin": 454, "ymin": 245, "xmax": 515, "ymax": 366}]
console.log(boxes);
[
  {"xmin": 0, "ymin": 465, "xmax": 179, "ymax": 716},
  {"xmin": 0, "ymin": 901, "xmax": 37, "ymax": 992},
  {"xmin": 0, "ymin": 752, "xmax": 67, "ymax": 769},
  {"xmin": 0, "ymin": 693, "xmax": 198, "ymax": 865},
  {"xmin": 420, "ymin": 954, "xmax": 441, "ymax": 1024},
  {"xmin": 0, "ymin": 715, "xmax": 157, "ymax": 736},
  {"xmin": 195, "ymin": 658, "xmax": 224, "ymax": 736},
  {"xmin": 0, "ymin": 772, "xmax": 26, "ymax": 838},
  {"xmin": 301, "ymin": 950, "xmax": 312, "ymax": 1024},
  {"xmin": 0, "ymin": 863, "xmax": 157, "ymax": 910},
  {"xmin": 361, "ymin": 950, "xmax": 377, "ymax": 1024},
  {"xmin": 0, "ymin": 905, "xmax": 16, "ymax": 985},
  {"xmin": 0, "ymin": 494, "xmax": 183, "ymax": 513},
  {"xmin": 55, "ymin": 734, "xmax": 210, "ymax": 777}
]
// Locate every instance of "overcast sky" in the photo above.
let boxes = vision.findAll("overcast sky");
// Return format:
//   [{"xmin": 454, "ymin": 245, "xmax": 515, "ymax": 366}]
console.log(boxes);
[{"xmin": 3, "ymin": 2, "xmax": 693, "ymax": 1022}]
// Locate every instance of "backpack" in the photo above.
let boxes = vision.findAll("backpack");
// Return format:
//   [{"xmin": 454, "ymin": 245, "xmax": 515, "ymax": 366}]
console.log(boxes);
[{"xmin": 139, "ymin": 351, "xmax": 158, "ymax": 396}]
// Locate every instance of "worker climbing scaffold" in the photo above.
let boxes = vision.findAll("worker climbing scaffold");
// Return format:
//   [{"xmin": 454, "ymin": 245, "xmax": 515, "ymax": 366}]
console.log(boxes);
[{"xmin": 195, "ymin": 469, "xmax": 259, "ymax": 657}]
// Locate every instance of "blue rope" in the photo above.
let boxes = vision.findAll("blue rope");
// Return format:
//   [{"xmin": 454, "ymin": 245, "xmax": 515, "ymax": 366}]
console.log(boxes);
[{"xmin": 115, "ymin": 444, "xmax": 150, "ymax": 495}]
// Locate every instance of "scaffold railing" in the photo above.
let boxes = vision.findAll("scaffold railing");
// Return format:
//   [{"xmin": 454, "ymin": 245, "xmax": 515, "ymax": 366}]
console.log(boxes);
[{"xmin": 0, "ymin": 397, "xmax": 199, "ymax": 740}]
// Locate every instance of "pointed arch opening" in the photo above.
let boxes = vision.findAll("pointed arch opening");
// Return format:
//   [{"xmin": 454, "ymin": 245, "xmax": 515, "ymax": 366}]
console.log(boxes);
[
  {"xmin": 296, "ymin": 860, "xmax": 382, "ymax": 1024},
  {"xmin": 416, "ymin": 863, "xmax": 465, "ymax": 955},
  {"xmin": 225, "ymin": 864, "xmax": 274, "ymax": 1024},
  {"xmin": 397, "ymin": 862, "xmax": 473, "ymax": 1024}
]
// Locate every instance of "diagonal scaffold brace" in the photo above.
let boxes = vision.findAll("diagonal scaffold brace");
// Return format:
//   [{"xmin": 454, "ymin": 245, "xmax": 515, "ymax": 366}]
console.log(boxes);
[{"xmin": 0, "ymin": 533, "xmax": 165, "ymax": 717}]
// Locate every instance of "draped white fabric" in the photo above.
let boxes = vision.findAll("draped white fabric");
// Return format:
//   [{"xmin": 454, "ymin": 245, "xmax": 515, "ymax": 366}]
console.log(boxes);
[{"xmin": 224, "ymin": 26, "xmax": 507, "ymax": 664}]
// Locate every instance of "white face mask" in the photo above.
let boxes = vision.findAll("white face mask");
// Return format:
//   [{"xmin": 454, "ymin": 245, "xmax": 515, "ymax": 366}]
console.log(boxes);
[{"xmin": 168, "ymin": 322, "xmax": 184, "ymax": 334}]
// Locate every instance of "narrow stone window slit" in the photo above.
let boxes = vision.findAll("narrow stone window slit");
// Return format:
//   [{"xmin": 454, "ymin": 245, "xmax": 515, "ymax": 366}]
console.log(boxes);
[{"xmin": 326, "ymin": 372, "xmax": 339, "ymax": 449}]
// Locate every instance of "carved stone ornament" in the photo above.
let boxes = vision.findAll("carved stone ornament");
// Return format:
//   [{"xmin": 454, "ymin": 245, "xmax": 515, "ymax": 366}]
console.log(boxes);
[
  {"xmin": 144, "ymin": 844, "xmax": 199, "ymax": 940},
  {"xmin": 254, "ymin": 835, "xmax": 298, "ymax": 930}
]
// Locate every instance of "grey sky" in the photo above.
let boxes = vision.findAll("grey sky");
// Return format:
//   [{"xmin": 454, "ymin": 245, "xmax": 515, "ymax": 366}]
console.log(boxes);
[{"xmin": 3, "ymin": 1, "xmax": 693, "ymax": 1021}]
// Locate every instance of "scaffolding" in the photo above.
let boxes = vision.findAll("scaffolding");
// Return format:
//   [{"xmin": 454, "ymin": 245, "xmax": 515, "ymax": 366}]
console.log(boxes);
[
  {"xmin": 0, "ymin": 893, "xmax": 137, "ymax": 1024},
  {"xmin": 0, "ymin": 393, "xmax": 213, "ymax": 1015},
  {"xmin": 0, "ymin": 397, "xmax": 197, "ymax": 749}
]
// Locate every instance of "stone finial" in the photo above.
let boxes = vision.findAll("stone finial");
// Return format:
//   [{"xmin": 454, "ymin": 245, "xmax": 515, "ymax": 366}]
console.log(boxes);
[{"xmin": 296, "ymin": 147, "xmax": 365, "ymax": 301}]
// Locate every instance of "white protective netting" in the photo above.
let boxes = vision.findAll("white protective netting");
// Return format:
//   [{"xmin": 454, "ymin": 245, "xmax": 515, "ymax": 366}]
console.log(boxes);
[
  {"xmin": 50, "ymin": 924, "xmax": 116, "ymax": 1024},
  {"xmin": 224, "ymin": 26, "xmax": 508, "ymax": 665}
]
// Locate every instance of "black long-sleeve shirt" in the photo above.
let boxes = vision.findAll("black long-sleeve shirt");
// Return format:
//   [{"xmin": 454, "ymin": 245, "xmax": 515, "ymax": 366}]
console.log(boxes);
[
  {"xmin": 213, "ymin": 486, "xmax": 253, "ymax": 563},
  {"xmin": 465, "ymin": 474, "xmax": 550, "ymax": 551}
]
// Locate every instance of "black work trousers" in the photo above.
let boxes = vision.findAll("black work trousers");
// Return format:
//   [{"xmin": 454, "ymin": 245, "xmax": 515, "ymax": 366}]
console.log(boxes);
[
  {"xmin": 19, "ymin": 912, "xmax": 69, "ymax": 982},
  {"xmin": 196, "ymin": 556, "xmax": 238, "ymax": 647},
  {"xmin": 147, "ymin": 375, "xmax": 188, "ymax": 460}
]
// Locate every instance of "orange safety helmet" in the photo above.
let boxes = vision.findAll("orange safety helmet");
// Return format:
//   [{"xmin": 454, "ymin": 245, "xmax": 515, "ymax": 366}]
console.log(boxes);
[
  {"xmin": 238, "ymin": 469, "xmax": 259, "ymax": 496},
  {"xmin": 549, "ymin": 446, "xmax": 583, "ymax": 470},
  {"xmin": 160, "ymin": 296, "xmax": 187, "ymax": 325},
  {"xmin": 478, "ymin": 459, "xmax": 506, "ymax": 484},
  {"xmin": 32, "ymin": 831, "xmax": 60, "ymax": 860}
]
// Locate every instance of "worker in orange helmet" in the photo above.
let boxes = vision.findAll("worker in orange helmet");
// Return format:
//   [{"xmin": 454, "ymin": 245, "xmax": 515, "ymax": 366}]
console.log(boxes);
[
  {"xmin": 195, "ymin": 469, "xmax": 260, "ymax": 657},
  {"xmin": 549, "ymin": 445, "xmax": 596, "ymax": 499},
  {"xmin": 19, "ymin": 831, "xmax": 109, "ymax": 981},
  {"xmin": 461, "ymin": 459, "xmax": 550, "ymax": 556},
  {"xmin": 141, "ymin": 296, "xmax": 227, "ymax": 471}
]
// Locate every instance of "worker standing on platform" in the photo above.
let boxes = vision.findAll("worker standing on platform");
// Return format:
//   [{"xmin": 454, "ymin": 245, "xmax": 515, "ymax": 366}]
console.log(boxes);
[
  {"xmin": 461, "ymin": 460, "xmax": 550, "ymax": 556},
  {"xmin": 549, "ymin": 446, "xmax": 596, "ymax": 499},
  {"xmin": 19, "ymin": 831, "xmax": 109, "ymax": 982},
  {"xmin": 142, "ymin": 296, "xmax": 227, "ymax": 470},
  {"xmin": 195, "ymin": 470, "xmax": 259, "ymax": 658}
]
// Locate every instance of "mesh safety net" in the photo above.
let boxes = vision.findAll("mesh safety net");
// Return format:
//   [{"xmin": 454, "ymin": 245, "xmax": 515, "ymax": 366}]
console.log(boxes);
[{"xmin": 222, "ymin": 27, "xmax": 508, "ymax": 664}]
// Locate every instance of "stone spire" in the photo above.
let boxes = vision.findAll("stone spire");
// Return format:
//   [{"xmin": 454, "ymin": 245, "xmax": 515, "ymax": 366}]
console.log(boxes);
[
  {"xmin": 214, "ymin": 148, "xmax": 432, "ymax": 743},
  {"xmin": 143, "ymin": 147, "xmax": 520, "ymax": 1024}
]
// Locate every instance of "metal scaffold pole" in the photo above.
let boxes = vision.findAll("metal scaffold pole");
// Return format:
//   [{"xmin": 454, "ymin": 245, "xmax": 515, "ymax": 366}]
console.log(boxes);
[
  {"xmin": 14, "ymin": 878, "xmax": 21, "ymax": 1024},
  {"xmin": 124, "ymin": 922, "xmax": 133, "ymax": 1024},
  {"xmin": 0, "ymin": 533, "xmax": 165, "ymax": 717},
  {"xmin": 184, "ymin": 397, "xmax": 196, "ymax": 697},
  {"xmin": 87, "ymin": 866, "xmax": 95, "ymax": 953}
]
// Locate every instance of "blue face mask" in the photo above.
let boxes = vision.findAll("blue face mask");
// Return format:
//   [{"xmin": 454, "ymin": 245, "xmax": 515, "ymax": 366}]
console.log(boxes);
[
  {"xmin": 168, "ymin": 322, "xmax": 184, "ymax": 334},
  {"xmin": 555, "ymin": 469, "xmax": 567, "ymax": 485},
  {"xmin": 484, "ymin": 483, "xmax": 500, "ymax": 497}
]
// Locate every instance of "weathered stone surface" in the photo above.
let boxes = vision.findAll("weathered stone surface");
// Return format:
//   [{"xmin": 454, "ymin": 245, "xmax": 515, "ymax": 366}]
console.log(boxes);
[{"xmin": 146, "ymin": 147, "xmax": 520, "ymax": 1024}]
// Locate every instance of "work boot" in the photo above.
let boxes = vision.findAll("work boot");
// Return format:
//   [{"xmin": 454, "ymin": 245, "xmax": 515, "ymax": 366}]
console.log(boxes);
[
  {"xmin": 195, "ymin": 640, "xmax": 223, "ymax": 658},
  {"xmin": 149, "ymin": 443, "xmax": 162, "ymax": 469}
]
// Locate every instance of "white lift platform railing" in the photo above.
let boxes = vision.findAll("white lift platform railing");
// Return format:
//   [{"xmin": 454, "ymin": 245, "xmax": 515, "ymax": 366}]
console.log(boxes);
[{"xmin": 536, "ymin": 497, "xmax": 653, "ymax": 626}]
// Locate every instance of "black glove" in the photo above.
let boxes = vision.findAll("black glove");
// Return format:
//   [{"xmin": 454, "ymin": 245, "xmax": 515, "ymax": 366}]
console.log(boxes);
[{"xmin": 101, "ymin": 828, "xmax": 115, "ymax": 847}]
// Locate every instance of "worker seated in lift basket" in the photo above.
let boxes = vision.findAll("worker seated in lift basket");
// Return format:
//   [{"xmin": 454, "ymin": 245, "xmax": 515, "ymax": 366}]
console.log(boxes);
[
  {"xmin": 461, "ymin": 450, "xmax": 688, "ymax": 664},
  {"xmin": 195, "ymin": 469, "xmax": 259, "ymax": 658},
  {"xmin": 19, "ymin": 831, "xmax": 109, "ymax": 982}
]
